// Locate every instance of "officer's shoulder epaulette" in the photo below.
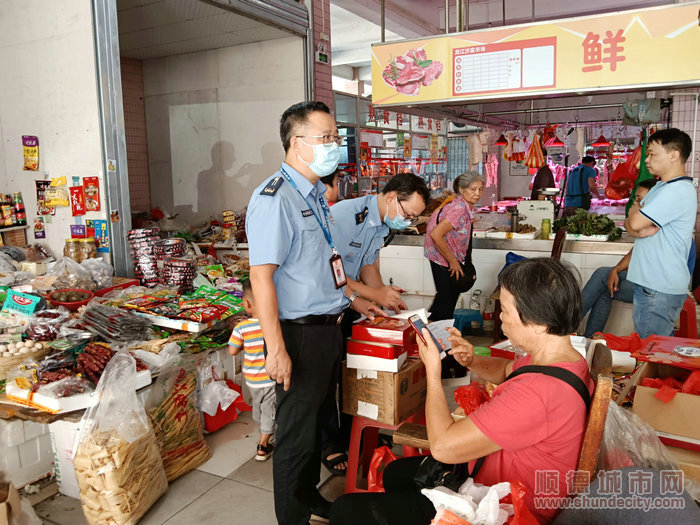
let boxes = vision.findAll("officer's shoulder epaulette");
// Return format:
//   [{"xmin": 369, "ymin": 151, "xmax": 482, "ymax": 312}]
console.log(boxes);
[{"xmin": 260, "ymin": 176, "xmax": 285, "ymax": 196}]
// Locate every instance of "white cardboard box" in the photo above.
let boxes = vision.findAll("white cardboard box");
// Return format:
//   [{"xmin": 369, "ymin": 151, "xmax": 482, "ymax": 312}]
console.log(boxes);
[
  {"xmin": 49, "ymin": 419, "xmax": 82, "ymax": 499},
  {"xmin": 0, "ymin": 431, "xmax": 54, "ymax": 488},
  {"xmin": 346, "ymin": 351, "xmax": 407, "ymax": 373}
]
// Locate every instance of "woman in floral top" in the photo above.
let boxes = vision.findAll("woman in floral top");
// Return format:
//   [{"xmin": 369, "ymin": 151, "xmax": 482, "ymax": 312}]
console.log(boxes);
[{"xmin": 424, "ymin": 171, "xmax": 484, "ymax": 320}]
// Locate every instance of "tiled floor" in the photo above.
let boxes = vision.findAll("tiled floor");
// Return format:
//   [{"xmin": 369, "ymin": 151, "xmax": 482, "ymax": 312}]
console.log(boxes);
[
  {"xmin": 35, "ymin": 411, "xmax": 336, "ymax": 525},
  {"xmin": 34, "ymin": 339, "xmax": 488, "ymax": 525}
]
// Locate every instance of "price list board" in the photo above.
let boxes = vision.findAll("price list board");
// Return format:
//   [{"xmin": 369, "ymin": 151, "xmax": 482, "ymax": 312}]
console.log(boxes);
[{"xmin": 453, "ymin": 37, "xmax": 556, "ymax": 96}]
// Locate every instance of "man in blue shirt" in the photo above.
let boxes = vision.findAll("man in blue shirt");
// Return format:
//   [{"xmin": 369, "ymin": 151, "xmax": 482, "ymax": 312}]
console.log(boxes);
[
  {"xmin": 246, "ymin": 101, "xmax": 383, "ymax": 525},
  {"xmin": 319, "ymin": 173, "xmax": 430, "ymax": 475},
  {"xmin": 625, "ymin": 128, "xmax": 696, "ymax": 338},
  {"xmin": 332, "ymin": 172, "xmax": 430, "ymax": 313},
  {"xmin": 563, "ymin": 156, "xmax": 600, "ymax": 216}
]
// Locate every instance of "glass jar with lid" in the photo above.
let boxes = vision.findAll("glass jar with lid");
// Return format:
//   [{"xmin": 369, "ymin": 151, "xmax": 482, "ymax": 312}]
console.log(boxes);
[
  {"xmin": 64, "ymin": 239, "xmax": 82, "ymax": 262},
  {"xmin": 79, "ymin": 238, "xmax": 98, "ymax": 260}
]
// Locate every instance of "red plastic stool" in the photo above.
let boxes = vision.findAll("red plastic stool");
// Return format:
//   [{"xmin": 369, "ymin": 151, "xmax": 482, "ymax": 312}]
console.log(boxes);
[
  {"xmin": 675, "ymin": 295, "xmax": 697, "ymax": 339},
  {"xmin": 345, "ymin": 413, "xmax": 424, "ymax": 494}
]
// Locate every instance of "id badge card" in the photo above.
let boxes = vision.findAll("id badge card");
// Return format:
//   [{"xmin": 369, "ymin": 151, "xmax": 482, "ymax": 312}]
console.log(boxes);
[{"xmin": 330, "ymin": 252, "xmax": 347, "ymax": 289}]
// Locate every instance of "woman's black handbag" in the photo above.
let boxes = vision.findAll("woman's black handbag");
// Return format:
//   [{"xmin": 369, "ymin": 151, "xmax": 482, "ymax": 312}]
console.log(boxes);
[
  {"xmin": 437, "ymin": 205, "xmax": 477, "ymax": 294},
  {"xmin": 414, "ymin": 456, "xmax": 485, "ymax": 492}
]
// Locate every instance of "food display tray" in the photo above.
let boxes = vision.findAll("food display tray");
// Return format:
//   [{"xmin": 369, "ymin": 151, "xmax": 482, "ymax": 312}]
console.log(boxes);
[
  {"xmin": 565, "ymin": 233, "xmax": 610, "ymax": 241},
  {"xmin": 5, "ymin": 369, "xmax": 152, "ymax": 414},
  {"xmin": 486, "ymin": 229, "xmax": 540, "ymax": 240}
]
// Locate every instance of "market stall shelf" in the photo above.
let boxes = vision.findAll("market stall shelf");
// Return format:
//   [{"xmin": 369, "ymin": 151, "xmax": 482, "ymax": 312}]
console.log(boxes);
[
  {"xmin": 4, "ymin": 369, "xmax": 151, "ymax": 414},
  {"xmin": 130, "ymin": 311, "xmax": 224, "ymax": 333}
]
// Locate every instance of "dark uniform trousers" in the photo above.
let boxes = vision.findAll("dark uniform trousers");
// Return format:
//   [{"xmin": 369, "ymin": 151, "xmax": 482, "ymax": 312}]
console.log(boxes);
[{"xmin": 274, "ymin": 321, "xmax": 344, "ymax": 525}]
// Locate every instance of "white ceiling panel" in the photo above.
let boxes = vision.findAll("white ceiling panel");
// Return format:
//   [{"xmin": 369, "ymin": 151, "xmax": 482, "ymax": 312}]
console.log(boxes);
[{"xmin": 117, "ymin": 0, "xmax": 291, "ymax": 59}]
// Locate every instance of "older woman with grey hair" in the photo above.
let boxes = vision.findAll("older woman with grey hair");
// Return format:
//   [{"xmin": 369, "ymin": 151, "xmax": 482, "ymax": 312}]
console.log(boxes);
[{"xmin": 424, "ymin": 171, "xmax": 485, "ymax": 320}]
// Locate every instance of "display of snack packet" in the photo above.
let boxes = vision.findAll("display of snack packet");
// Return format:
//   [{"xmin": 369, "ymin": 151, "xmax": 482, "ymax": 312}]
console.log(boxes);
[{"xmin": 22, "ymin": 136, "xmax": 39, "ymax": 171}]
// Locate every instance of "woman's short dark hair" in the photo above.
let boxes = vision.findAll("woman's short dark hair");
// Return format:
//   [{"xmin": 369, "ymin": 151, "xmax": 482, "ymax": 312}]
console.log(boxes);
[
  {"xmin": 499, "ymin": 258, "xmax": 581, "ymax": 336},
  {"xmin": 280, "ymin": 101, "xmax": 331, "ymax": 153}
]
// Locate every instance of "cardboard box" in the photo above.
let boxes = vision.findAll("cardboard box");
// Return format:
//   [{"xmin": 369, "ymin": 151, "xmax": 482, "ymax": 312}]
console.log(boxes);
[
  {"xmin": 347, "ymin": 339, "xmax": 405, "ymax": 359},
  {"xmin": 346, "ymin": 351, "xmax": 407, "ymax": 373},
  {"xmin": 631, "ymin": 362, "xmax": 700, "ymax": 441},
  {"xmin": 666, "ymin": 445, "xmax": 700, "ymax": 484},
  {"xmin": 342, "ymin": 358, "xmax": 426, "ymax": 425}
]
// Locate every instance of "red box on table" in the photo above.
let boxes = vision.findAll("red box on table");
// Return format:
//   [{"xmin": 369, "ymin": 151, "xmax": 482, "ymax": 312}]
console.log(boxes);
[{"xmin": 351, "ymin": 317, "xmax": 418, "ymax": 354}]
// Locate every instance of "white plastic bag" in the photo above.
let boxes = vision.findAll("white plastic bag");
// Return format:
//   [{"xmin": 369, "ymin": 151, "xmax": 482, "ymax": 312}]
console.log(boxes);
[{"xmin": 196, "ymin": 353, "xmax": 241, "ymax": 416}]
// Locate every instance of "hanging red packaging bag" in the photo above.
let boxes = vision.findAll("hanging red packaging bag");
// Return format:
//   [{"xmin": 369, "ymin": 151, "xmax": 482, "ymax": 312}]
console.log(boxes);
[
  {"xmin": 83, "ymin": 177, "xmax": 101, "ymax": 211},
  {"xmin": 69, "ymin": 186, "xmax": 86, "ymax": 216}
]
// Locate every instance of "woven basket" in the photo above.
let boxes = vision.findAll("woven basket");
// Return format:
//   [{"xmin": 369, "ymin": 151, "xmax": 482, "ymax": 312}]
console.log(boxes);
[{"xmin": 0, "ymin": 346, "xmax": 52, "ymax": 381}]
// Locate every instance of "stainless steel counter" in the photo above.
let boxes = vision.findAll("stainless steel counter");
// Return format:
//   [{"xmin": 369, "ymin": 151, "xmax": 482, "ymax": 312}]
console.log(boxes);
[{"xmin": 389, "ymin": 234, "xmax": 635, "ymax": 255}]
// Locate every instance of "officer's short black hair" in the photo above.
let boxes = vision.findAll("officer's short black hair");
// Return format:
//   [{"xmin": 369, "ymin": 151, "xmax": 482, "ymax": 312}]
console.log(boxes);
[
  {"xmin": 582, "ymin": 156, "xmax": 596, "ymax": 165},
  {"xmin": 381, "ymin": 173, "xmax": 431, "ymax": 207},
  {"xmin": 648, "ymin": 128, "xmax": 692, "ymax": 163},
  {"xmin": 499, "ymin": 258, "xmax": 581, "ymax": 336},
  {"xmin": 280, "ymin": 101, "xmax": 331, "ymax": 153}
]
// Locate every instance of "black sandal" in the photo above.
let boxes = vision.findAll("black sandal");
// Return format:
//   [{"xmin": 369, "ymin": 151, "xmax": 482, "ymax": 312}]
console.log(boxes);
[
  {"xmin": 321, "ymin": 453, "xmax": 348, "ymax": 476},
  {"xmin": 255, "ymin": 443, "xmax": 274, "ymax": 461}
]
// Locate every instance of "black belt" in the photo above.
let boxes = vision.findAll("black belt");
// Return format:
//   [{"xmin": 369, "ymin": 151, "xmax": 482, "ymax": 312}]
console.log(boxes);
[{"xmin": 281, "ymin": 313, "xmax": 344, "ymax": 325}]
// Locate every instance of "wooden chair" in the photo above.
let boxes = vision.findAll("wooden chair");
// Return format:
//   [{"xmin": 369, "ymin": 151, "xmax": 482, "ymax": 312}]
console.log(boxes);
[
  {"xmin": 491, "ymin": 227, "xmax": 567, "ymax": 343},
  {"xmin": 394, "ymin": 340, "xmax": 614, "ymax": 489}
]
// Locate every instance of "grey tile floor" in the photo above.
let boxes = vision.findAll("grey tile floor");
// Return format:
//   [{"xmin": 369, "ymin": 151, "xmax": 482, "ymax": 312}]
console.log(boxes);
[
  {"xmin": 35, "ymin": 411, "xmax": 338, "ymax": 525},
  {"xmin": 34, "ymin": 338, "xmax": 490, "ymax": 525}
]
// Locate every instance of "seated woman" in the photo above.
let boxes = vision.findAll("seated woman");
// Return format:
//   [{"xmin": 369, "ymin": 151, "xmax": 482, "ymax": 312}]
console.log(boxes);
[{"xmin": 330, "ymin": 258, "xmax": 593, "ymax": 525}]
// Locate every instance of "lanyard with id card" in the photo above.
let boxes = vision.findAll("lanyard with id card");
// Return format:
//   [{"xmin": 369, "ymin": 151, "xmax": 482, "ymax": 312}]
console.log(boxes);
[{"xmin": 280, "ymin": 167, "xmax": 347, "ymax": 288}]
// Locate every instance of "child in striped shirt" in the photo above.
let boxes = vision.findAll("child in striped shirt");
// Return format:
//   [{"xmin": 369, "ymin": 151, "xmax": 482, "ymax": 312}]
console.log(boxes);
[{"xmin": 228, "ymin": 279, "xmax": 276, "ymax": 461}]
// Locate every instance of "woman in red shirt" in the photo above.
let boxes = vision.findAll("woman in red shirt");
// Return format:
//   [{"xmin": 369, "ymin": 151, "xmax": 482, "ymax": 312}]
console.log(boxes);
[{"xmin": 330, "ymin": 258, "xmax": 593, "ymax": 524}]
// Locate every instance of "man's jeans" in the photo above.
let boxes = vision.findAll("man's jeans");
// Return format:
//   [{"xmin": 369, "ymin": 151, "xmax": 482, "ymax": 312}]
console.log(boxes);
[
  {"xmin": 633, "ymin": 284, "xmax": 686, "ymax": 339},
  {"xmin": 581, "ymin": 267, "xmax": 635, "ymax": 337}
]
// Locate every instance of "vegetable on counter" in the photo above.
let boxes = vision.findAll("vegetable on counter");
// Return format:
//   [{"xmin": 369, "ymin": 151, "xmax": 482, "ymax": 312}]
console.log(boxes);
[{"xmin": 553, "ymin": 209, "xmax": 622, "ymax": 241}]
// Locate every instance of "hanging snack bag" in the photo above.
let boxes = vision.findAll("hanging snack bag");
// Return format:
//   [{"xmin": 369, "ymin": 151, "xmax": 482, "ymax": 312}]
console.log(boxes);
[
  {"xmin": 44, "ymin": 176, "xmax": 70, "ymax": 207},
  {"xmin": 22, "ymin": 135, "xmax": 39, "ymax": 171},
  {"xmin": 146, "ymin": 362, "xmax": 212, "ymax": 481},
  {"xmin": 73, "ymin": 353, "xmax": 167, "ymax": 525}
]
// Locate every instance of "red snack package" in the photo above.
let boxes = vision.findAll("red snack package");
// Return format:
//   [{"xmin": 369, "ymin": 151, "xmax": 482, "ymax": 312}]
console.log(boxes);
[
  {"xmin": 453, "ymin": 383, "xmax": 490, "ymax": 415},
  {"xmin": 177, "ymin": 305, "xmax": 228, "ymax": 323}
]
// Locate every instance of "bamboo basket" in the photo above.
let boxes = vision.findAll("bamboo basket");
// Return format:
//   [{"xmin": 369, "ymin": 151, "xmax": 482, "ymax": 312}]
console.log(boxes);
[{"xmin": 0, "ymin": 346, "xmax": 52, "ymax": 381}]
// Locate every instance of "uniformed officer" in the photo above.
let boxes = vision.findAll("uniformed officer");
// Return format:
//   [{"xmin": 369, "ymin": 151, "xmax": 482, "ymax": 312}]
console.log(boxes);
[
  {"xmin": 319, "ymin": 172, "xmax": 431, "ymax": 475},
  {"xmin": 331, "ymin": 172, "xmax": 431, "ymax": 313},
  {"xmin": 246, "ymin": 101, "xmax": 383, "ymax": 525}
]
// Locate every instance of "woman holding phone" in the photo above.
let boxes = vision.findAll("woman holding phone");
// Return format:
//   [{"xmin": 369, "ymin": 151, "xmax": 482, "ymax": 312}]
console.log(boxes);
[
  {"xmin": 331, "ymin": 258, "xmax": 594, "ymax": 524},
  {"xmin": 424, "ymin": 171, "xmax": 484, "ymax": 321}
]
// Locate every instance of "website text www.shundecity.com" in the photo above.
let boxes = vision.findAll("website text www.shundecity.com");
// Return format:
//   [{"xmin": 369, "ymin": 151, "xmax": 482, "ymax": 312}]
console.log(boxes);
[{"xmin": 533, "ymin": 469, "xmax": 687, "ymax": 512}]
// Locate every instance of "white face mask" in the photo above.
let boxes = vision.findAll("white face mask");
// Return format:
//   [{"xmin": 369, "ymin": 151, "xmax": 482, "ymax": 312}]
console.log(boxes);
[{"xmin": 298, "ymin": 140, "xmax": 341, "ymax": 177}]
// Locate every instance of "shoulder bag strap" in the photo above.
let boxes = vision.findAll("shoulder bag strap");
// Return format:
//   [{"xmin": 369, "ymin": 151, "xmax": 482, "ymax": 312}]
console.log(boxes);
[
  {"xmin": 437, "ymin": 200, "xmax": 473, "ymax": 265},
  {"xmin": 505, "ymin": 365, "xmax": 591, "ymax": 411}
]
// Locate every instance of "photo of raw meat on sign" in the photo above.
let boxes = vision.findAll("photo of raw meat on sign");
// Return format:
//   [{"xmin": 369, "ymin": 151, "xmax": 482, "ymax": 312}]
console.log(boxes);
[{"xmin": 382, "ymin": 48, "xmax": 443, "ymax": 96}]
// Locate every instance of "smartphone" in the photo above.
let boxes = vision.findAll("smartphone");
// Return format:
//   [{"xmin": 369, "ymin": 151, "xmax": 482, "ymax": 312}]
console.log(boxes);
[{"xmin": 408, "ymin": 314, "xmax": 446, "ymax": 358}]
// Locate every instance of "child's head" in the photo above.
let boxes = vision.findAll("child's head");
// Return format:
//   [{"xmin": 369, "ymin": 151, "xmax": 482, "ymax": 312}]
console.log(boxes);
[
  {"xmin": 635, "ymin": 178, "xmax": 657, "ymax": 205},
  {"xmin": 241, "ymin": 279, "xmax": 256, "ymax": 316}
]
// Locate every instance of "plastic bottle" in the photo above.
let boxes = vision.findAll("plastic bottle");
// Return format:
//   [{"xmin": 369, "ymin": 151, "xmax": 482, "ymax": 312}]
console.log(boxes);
[
  {"xmin": 13, "ymin": 192, "xmax": 26, "ymax": 226},
  {"xmin": 490, "ymin": 193, "xmax": 497, "ymax": 212},
  {"xmin": 469, "ymin": 290, "xmax": 483, "ymax": 331},
  {"xmin": 483, "ymin": 297, "xmax": 495, "ymax": 335}
]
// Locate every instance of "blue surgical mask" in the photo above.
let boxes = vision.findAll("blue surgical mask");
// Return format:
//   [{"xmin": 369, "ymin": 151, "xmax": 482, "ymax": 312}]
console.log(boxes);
[
  {"xmin": 384, "ymin": 199, "xmax": 412, "ymax": 230},
  {"xmin": 299, "ymin": 140, "xmax": 340, "ymax": 177}
]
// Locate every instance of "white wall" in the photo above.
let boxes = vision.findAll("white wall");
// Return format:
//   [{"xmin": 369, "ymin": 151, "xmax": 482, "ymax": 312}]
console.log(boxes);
[
  {"xmin": 0, "ymin": 0, "xmax": 108, "ymax": 257},
  {"xmin": 142, "ymin": 37, "xmax": 306, "ymax": 226}
]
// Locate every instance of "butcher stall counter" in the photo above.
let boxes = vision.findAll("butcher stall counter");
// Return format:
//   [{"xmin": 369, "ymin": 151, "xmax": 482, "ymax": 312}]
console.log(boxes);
[{"xmin": 378, "ymin": 234, "xmax": 635, "ymax": 311}]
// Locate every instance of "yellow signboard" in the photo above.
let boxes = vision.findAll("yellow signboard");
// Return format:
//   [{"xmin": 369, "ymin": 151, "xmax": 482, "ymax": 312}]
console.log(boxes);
[{"xmin": 371, "ymin": 2, "xmax": 700, "ymax": 106}]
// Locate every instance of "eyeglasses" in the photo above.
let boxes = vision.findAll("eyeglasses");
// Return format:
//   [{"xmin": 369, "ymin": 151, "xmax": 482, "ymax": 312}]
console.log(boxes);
[
  {"xmin": 296, "ymin": 134, "xmax": 345, "ymax": 146},
  {"xmin": 397, "ymin": 199, "xmax": 420, "ymax": 225}
]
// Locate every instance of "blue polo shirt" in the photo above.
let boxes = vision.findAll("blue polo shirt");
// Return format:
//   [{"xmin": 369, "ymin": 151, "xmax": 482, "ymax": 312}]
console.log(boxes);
[
  {"xmin": 627, "ymin": 176, "xmax": 697, "ymax": 295},
  {"xmin": 330, "ymin": 195, "xmax": 389, "ymax": 280},
  {"xmin": 246, "ymin": 162, "xmax": 349, "ymax": 319},
  {"xmin": 564, "ymin": 165, "xmax": 597, "ymax": 208}
]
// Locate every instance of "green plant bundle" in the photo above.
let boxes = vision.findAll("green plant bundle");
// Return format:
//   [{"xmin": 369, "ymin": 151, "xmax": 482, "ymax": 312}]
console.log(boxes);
[{"xmin": 553, "ymin": 209, "xmax": 622, "ymax": 241}]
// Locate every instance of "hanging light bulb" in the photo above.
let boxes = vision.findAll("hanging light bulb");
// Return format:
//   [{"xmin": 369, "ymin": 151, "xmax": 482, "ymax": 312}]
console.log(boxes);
[{"xmin": 494, "ymin": 133, "xmax": 508, "ymax": 145}]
